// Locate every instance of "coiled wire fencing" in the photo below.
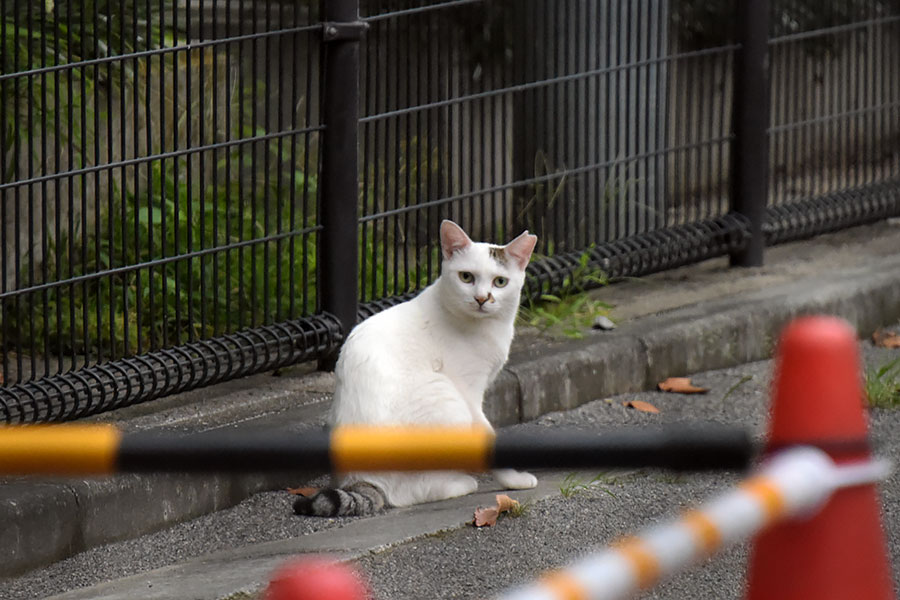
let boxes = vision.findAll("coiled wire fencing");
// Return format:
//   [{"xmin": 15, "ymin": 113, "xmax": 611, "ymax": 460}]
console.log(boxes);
[{"xmin": 1, "ymin": 0, "xmax": 898, "ymax": 422}]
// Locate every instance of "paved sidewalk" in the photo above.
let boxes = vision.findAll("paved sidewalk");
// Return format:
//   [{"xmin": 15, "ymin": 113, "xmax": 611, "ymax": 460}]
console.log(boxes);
[{"xmin": 2, "ymin": 220, "xmax": 900, "ymax": 596}]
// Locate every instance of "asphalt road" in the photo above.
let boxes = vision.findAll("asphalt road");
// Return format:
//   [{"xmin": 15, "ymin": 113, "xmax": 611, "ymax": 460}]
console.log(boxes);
[
  {"xmin": 355, "ymin": 340, "xmax": 900, "ymax": 600},
  {"xmin": 5, "ymin": 333, "xmax": 900, "ymax": 600}
]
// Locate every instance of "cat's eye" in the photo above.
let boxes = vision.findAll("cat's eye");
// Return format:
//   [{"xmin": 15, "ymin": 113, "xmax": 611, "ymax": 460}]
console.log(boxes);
[
  {"xmin": 458, "ymin": 271, "xmax": 474, "ymax": 284},
  {"xmin": 493, "ymin": 276, "xmax": 509, "ymax": 288}
]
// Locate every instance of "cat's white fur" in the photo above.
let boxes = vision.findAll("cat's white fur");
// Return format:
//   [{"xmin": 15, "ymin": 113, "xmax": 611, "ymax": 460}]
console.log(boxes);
[{"xmin": 330, "ymin": 220, "xmax": 538, "ymax": 507}]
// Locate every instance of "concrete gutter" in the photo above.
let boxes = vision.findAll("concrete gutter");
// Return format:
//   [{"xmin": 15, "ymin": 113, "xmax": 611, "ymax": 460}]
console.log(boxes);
[
  {"xmin": 2, "ymin": 221, "xmax": 900, "ymax": 578},
  {"xmin": 492, "ymin": 251, "xmax": 900, "ymax": 425},
  {"xmin": 41, "ymin": 471, "xmax": 595, "ymax": 600},
  {"xmin": 0, "ymin": 380, "xmax": 334, "ymax": 578}
]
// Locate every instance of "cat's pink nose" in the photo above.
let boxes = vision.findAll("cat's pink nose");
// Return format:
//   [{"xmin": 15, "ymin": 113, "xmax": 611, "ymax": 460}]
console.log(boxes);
[{"xmin": 475, "ymin": 295, "xmax": 489, "ymax": 306}]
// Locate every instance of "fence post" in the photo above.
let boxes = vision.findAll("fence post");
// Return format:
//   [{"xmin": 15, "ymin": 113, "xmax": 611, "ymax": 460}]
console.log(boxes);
[
  {"xmin": 319, "ymin": 0, "xmax": 366, "ymax": 367},
  {"xmin": 729, "ymin": 0, "xmax": 770, "ymax": 267}
]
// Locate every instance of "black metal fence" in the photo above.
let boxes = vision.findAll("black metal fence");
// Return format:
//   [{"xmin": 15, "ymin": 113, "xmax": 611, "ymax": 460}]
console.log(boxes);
[{"xmin": 1, "ymin": 0, "xmax": 898, "ymax": 423}]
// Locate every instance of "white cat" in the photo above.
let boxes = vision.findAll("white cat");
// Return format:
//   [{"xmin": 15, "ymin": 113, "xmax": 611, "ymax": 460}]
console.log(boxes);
[{"xmin": 294, "ymin": 220, "xmax": 538, "ymax": 517}]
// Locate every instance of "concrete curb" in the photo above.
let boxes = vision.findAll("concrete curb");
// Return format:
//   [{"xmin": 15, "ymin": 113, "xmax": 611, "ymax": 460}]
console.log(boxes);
[
  {"xmin": 42, "ymin": 470, "xmax": 598, "ymax": 600},
  {"xmin": 487, "ymin": 253, "xmax": 900, "ymax": 426},
  {"xmin": 3, "ymin": 230, "xmax": 900, "ymax": 579},
  {"xmin": 0, "ymin": 471, "xmax": 308, "ymax": 577},
  {"xmin": 0, "ymin": 385, "xmax": 332, "ymax": 577}
]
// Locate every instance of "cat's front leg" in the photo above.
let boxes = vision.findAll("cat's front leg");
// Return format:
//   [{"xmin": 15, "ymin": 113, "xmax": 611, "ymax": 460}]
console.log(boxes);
[
  {"xmin": 493, "ymin": 468, "xmax": 538, "ymax": 490},
  {"xmin": 469, "ymin": 407, "xmax": 538, "ymax": 489}
]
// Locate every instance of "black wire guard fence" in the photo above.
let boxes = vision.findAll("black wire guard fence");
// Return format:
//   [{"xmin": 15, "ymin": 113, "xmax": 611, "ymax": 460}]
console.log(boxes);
[{"xmin": 1, "ymin": 0, "xmax": 898, "ymax": 422}]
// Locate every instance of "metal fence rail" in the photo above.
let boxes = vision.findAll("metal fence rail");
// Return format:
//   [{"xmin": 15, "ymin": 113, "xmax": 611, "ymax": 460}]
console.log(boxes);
[
  {"xmin": 356, "ymin": 0, "xmax": 738, "ymax": 297},
  {"xmin": 766, "ymin": 0, "xmax": 900, "ymax": 243},
  {"xmin": 1, "ymin": 0, "xmax": 898, "ymax": 423},
  {"xmin": 1, "ymin": 1, "xmax": 329, "ymax": 418},
  {"xmin": 0, "ymin": 313, "xmax": 340, "ymax": 423}
]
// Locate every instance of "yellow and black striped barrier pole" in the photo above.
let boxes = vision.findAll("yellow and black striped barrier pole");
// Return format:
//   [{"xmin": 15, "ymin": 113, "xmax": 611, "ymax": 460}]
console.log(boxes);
[{"xmin": 0, "ymin": 424, "xmax": 754, "ymax": 476}]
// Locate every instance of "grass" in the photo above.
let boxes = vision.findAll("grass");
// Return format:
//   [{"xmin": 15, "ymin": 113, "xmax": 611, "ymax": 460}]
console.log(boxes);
[
  {"xmin": 559, "ymin": 472, "xmax": 620, "ymax": 499},
  {"xmin": 865, "ymin": 357, "xmax": 900, "ymax": 408},
  {"xmin": 654, "ymin": 472, "xmax": 687, "ymax": 485},
  {"xmin": 518, "ymin": 248, "xmax": 612, "ymax": 339},
  {"xmin": 519, "ymin": 293, "xmax": 613, "ymax": 339},
  {"xmin": 507, "ymin": 499, "xmax": 531, "ymax": 518},
  {"xmin": 721, "ymin": 374, "xmax": 753, "ymax": 403},
  {"xmin": 424, "ymin": 528, "xmax": 457, "ymax": 540}
]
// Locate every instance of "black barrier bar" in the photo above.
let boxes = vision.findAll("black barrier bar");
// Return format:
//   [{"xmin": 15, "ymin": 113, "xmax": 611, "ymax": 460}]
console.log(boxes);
[
  {"xmin": 0, "ymin": 424, "xmax": 756, "ymax": 475},
  {"xmin": 493, "ymin": 425, "xmax": 754, "ymax": 471},
  {"xmin": 118, "ymin": 429, "xmax": 333, "ymax": 472}
]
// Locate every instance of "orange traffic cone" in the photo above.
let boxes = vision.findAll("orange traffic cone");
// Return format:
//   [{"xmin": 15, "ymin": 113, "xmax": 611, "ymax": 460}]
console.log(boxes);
[
  {"xmin": 264, "ymin": 557, "xmax": 370, "ymax": 600},
  {"xmin": 745, "ymin": 315, "xmax": 894, "ymax": 600}
]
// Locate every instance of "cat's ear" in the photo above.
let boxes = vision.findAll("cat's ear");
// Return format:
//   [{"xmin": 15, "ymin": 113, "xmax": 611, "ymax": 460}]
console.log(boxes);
[
  {"xmin": 504, "ymin": 230, "xmax": 538, "ymax": 270},
  {"xmin": 440, "ymin": 220, "xmax": 473, "ymax": 259}
]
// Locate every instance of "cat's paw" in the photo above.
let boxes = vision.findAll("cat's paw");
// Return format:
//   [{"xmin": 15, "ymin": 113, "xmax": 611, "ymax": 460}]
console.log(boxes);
[
  {"xmin": 494, "ymin": 468, "xmax": 538, "ymax": 490},
  {"xmin": 442, "ymin": 474, "xmax": 480, "ymax": 499}
]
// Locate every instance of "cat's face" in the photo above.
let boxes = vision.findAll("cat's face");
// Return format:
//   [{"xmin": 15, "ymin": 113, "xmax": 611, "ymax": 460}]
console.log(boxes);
[{"xmin": 437, "ymin": 221, "xmax": 537, "ymax": 320}]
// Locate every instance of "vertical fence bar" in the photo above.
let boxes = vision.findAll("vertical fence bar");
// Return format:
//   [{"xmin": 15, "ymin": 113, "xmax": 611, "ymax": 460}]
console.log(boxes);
[
  {"xmin": 319, "ymin": 0, "xmax": 365, "ymax": 365},
  {"xmin": 729, "ymin": 0, "xmax": 770, "ymax": 267}
]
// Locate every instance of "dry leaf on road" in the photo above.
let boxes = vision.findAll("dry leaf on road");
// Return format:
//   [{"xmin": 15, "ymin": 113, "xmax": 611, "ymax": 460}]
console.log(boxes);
[
  {"xmin": 287, "ymin": 487, "xmax": 320, "ymax": 497},
  {"xmin": 474, "ymin": 506, "xmax": 501, "ymax": 527},
  {"xmin": 495, "ymin": 494, "xmax": 519, "ymax": 513},
  {"xmin": 658, "ymin": 377, "xmax": 709, "ymax": 394},
  {"xmin": 623, "ymin": 400, "xmax": 660, "ymax": 413},
  {"xmin": 474, "ymin": 494, "xmax": 521, "ymax": 527},
  {"xmin": 873, "ymin": 329, "xmax": 900, "ymax": 349}
]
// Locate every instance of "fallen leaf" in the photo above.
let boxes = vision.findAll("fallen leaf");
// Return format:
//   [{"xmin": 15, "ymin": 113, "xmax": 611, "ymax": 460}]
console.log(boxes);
[
  {"xmin": 623, "ymin": 400, "xmax": 660, "ymax": 414},
  {"xmin": 473, "ymin": 494, "xmax": 521, "ymax": 527},
  {"xmin": 873, "ymin": 329, "xmax": 900, "ymax": 349},
  {"xmin": 658, "ymin": 377, "xmax": 709, "ymax": 394},
  {"xmin": 495, "ymin": 494, "xmax": 520, "ymax": 513},
  {"xmin": 287, "ymin": 487, "xmax": 320, "ymax": 497},
  {"xmin": 474, "ymin": 506, "xmax": 500, "ymax": 527}
]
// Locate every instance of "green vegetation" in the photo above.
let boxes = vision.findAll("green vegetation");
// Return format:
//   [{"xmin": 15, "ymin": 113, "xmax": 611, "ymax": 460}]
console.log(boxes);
[
  {"xmin": 424, "ymin": 528, "xmax": 456, "ymax": 540},
  {"xmin": 359, "ymin": 135, "xmax": 443, "ymax": 301},
  {"xmin": 3, "ymin": 2, "xmax": 620, "ymax": 359},
  {"xmin": 721, "ymin": 374, "xmax": 753, "ymax": 403},
  {"xmin": 13, "ymin": 145, "xmax": 318, "ymax": 355},
  {"xmin": 865, "ymin": 357, "xmax": 900, "ymax": 408},
  {"xmin": 2, "ymin": 1, "xmax": 160, "ymax": 172},
  {"xmin": 507, "ymin": 499, "xmax": 531, "ymax": 518},
  {"xmin": 519, "ymin": 293, "xmax": 612, "ymax": 340},
  {"xmin": 519, "ymin": 249, "xmax": 611, "ymax": 339},
  {"xmin": 559, "ymin": 472, "xmax": 620, "ymax": 499},
  {"xmin": 2, "ymin": 3, "xmax": 319, "ymax": 355}
]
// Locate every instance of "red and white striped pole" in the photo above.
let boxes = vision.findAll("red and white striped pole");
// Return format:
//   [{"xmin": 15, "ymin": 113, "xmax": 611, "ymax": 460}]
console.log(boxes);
[{"xmin": 497, "ymin": 446, "xmax": 890, "ymax": 600}]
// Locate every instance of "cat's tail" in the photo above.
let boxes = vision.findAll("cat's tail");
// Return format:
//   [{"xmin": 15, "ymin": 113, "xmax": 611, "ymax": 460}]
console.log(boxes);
[{"xmin": 293, "ymin": 481, "xmax": 386, "ymax": 517}]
